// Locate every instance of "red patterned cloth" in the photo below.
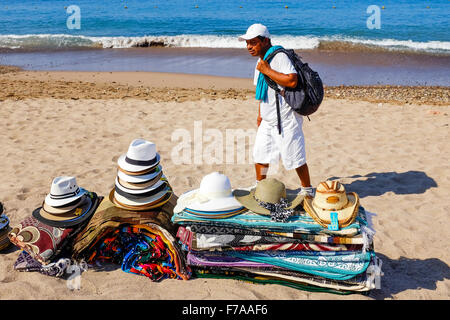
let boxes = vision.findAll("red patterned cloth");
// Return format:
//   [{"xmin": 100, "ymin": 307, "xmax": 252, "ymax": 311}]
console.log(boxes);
[{"xmin": 8, "ymin": 216, "xmax": 75, "ymax": 264}]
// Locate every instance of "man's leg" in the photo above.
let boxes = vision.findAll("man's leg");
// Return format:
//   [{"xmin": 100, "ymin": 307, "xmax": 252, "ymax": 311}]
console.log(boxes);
[
  {"xmin": 295, "ymin": 163, "xmax": 311, "ymax": 188},
  {"xmin": 255, "ymin": 163, "xmax": 270, "ymax": 181},
  {"xmin": 295, "ymin": 163, "xmax": 314, "ymax": 196}
]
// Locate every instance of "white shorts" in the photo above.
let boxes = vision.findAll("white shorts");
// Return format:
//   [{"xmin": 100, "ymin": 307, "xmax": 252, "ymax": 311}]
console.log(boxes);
[{"xmin": 253, "ymin": 114, "xmax": 306, "ymax": 171}]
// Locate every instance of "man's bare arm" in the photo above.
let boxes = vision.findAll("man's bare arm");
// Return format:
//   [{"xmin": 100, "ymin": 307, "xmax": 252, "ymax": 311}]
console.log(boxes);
[{"xmin": 257, "ymin": 59, "xmax": 298, "ymax": 88}]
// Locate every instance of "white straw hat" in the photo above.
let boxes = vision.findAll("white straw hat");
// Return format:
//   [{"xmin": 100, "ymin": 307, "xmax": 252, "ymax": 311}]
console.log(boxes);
[
  {"xmin": 44, "ymin": 176, "xmax": 86, "ymax": 207},
  {"xmin": 174, "ymin": 172, "xmax": 243, "ymax": 213},
  {"xmin": 117, "ymin": 139, "xmax": 160, "ymax": 173},
  {"xmin": 117, "ymin": 164, "xmax": 162, "ymax": 183}
]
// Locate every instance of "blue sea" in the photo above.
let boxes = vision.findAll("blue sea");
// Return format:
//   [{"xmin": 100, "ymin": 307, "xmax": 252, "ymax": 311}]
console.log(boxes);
[{"xmin": 0, "ymin": 0, "xmax": 449, "ymax": 85}]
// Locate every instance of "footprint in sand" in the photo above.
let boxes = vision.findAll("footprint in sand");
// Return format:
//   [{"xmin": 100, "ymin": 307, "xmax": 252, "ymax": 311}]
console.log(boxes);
[{"xmin": 16, "ymin": 187, "xmax": 30, "ymax": 200}]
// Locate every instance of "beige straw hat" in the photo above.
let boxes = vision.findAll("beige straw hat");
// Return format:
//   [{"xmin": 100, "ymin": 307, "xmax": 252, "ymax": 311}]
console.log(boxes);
[
  {"xmin": 303, "ymin": 180, "xmax": 359, "ymax": 228},
  {"xmin": 232, "ymin": 178, "xmax": 304, "ymax": 217}
]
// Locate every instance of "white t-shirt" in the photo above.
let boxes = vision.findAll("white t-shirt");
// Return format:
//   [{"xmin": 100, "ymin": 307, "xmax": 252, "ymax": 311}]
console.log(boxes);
[{"xmin": 253, "ymin": 52, "xmax": 300, "ymax": 126}]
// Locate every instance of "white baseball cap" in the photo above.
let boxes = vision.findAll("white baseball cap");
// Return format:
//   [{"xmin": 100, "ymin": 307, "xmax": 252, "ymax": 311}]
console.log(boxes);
[{"xmin": 238, "ymin": 23, "xmax": 271, "ymax": 41}]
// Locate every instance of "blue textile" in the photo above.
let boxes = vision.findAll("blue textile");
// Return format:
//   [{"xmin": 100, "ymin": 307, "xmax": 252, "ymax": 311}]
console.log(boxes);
[
  {"xmin": 228, "ymin": 250, "xmax": 375, "ymax": 280},
  {"xmin": 255, "ymin": 45, "xmax": 283, "ymax": 101},
  {"xmin": 172, "ymin": 206, "xmax": 368, "ymax": 237}
]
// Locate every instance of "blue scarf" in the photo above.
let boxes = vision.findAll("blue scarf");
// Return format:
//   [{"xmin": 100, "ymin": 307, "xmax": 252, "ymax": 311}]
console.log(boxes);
[{"xmin": 255, "ymin": 45, "xmax": 283, "ymax": 101}]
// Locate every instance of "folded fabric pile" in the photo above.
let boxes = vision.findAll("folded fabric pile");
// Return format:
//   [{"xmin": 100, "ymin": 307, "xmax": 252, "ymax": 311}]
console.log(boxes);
[
  {"xmin": 0, "ymin": 202, "xmax": 12, "ymax": 251},
  {"xmin": 8, "ymin": 176, "xmax": 100, "ymax": 277},
  {"xmin": 110, "ymin": 138, "xmax": 173, "ymax": 211},
  {"xmin": 172, "ymin": 174, "xmax": 382, "ymax": 294},
  {"xmin": 71, "ymin": 138, "xmax": 191, "ymax": 282}
]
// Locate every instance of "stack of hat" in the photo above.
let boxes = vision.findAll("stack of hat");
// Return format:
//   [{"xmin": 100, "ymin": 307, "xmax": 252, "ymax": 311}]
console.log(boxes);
[
  {"xmin": 110, "ymin": 138, "xmax": 173, "ymax": 211},
  {"xmin": 32, "ymin": 176, "xmax": 100, "ymax": 228},
  {"xmin": 172, "ymin": 176, "xmax": 382, "ymax": 294},
  {"xmin": 8, "ymin": 176, "xmax": 100, "ymax": 267},
  {"xmin": 0, "ymin": 202, "xmax": 12, "ymax": 251}
]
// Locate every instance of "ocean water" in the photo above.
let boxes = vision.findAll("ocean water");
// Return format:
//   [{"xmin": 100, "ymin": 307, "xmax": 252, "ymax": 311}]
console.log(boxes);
[
  {"xmin": 0, "ymin": 0, "xmax": 449, "ymax": 53},
  {"xmin": 0, "ymin": 0, "xmax": 449, "ymax": 85}
]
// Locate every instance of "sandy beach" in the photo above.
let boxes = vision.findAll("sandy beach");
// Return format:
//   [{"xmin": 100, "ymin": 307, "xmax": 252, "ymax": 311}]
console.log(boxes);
[{"xmin": 0, "ymin": 68, "xmax": 449, "ymax": 300}]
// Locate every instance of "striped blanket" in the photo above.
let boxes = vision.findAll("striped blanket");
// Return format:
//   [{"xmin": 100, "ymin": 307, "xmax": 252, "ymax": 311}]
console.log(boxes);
[
  {"xmin": 172, "ymin": 206, "xmax": 370, "ymax": 237},
  {"xmin": 177, "ymin": 226, "xmax": 362, "ymax": 251},
  {"xmin": 187, "ymin": 250, "xmax": 374, "ymax": 281}
]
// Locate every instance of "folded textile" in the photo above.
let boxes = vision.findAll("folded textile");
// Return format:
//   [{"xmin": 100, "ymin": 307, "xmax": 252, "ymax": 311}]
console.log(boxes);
[
  {"xmin": 187, "ymin": 251, "xmax": 275, "ymax": 269},
  {"xmin": 85, "ymin": 225, "xmax": 191, "ymax": 281},
  {"xmin": 9, "ymin": 216, "xmax": 81, "ymax": 265},
  {"xmin": 177, "ymin": 226, "xmax": 362, "ymax": 252},
  {"xmin": 187, "ymin": 250, "xmax": 374, "ymax": 281},
  {"xmin": 172, "ymin": 206, "xmax": 371, "ymax": 237},
  {"xmin": 72, "ymin": 197, "xmax": 177, "ymax": 259},
  {"xmin": 121, "ymin": 226, "xmax": 187, "ymax": 281},
  {"xmin": 183, "ymin": 207, "xmax": 248, "ymax": 219},
  {"xmin": 193, "ymin": 267, "xmax": 353, "ymax": 295},
  {"xmin": 228, "ymin": 250, "xmax": 374, "ymax": 280},
  {"xmin": 13, "ymin": 250, "xmax": 87, "ymax": 278},
  {"xmin": 8, "ymin": 193, "xmax": 101, "ymax": 264},
  {"xmin": 194, "ymin": 265, "xmax": 373, "ymax": 293},
  {"xmin": 180, "ymin": 223, "xmax": 369, "ymax": 246}
]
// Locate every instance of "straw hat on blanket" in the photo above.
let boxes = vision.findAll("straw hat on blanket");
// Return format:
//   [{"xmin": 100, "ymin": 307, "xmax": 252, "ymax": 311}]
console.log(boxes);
[
  {"xmin": 303, "ymin": 180, "xmax": 359, "ymax": 228},
  {"xmin": 232, "ymin": 178, "xmax": 304, "ymax": 222},
  {"xmin": 174, "ymin": 172, "xmax": 244, "ymax": 215}
]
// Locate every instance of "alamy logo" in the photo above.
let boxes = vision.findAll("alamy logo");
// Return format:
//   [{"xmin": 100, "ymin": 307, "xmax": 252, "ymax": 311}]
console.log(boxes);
[
  {"xmin": 366, "ymin": 5, "xmax": 381, "ymax": 29},
  {"xmin": 66, "ymin": 5, "xmax": 81, "ymax": 30}
]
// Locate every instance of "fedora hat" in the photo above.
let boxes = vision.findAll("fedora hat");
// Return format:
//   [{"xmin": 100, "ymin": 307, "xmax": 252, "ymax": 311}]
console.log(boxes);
[
  {"xmin": 117, "ymin": 172, "xmax": 163, "ymax": 190},
  {"xmin": 117, "ymin": 164, "xmax": 162, "ymax": 184},
  {"xmin": 173, "ymin": 172, "xmax": 244, "ymax": 214},
  {"xmin": 117, "ymin": 139, "xmax": 160, "ymax": 173},
  {"xmin": 44, "ymin": 176, "xmax": 86, "ymax": 207},
  {"xmin": 232, "ymin": 178, "xmax": 304, "ymax": 221},
  {"xmin": 114, "ymin": 177, "xmax": 167, "ymax": 198},
  {"xmin": 109, "ymin": 186, "xmax": 172, "ymax": 211},
  {"xmin": 33, "ymin": 192, "xmax": 100, "ymax": 228},
  {"xmin": 42, "ymin": 195, "xmax": 86, "ymax": 215},
  {"xmin": 303, "ymin": 181, "xmax": 359, "ymax": 229}
]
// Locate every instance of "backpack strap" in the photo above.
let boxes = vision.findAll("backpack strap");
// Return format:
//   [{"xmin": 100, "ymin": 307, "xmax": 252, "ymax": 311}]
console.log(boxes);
[{"xmin": 262, "ymin": 48, "xmax": 289, "ymax": 135}]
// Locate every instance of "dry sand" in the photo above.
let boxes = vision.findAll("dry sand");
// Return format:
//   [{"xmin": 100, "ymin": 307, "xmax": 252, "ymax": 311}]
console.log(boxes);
[{"xmin": 0, "ymin": 70, "xmax": 449, "ymax": 300}]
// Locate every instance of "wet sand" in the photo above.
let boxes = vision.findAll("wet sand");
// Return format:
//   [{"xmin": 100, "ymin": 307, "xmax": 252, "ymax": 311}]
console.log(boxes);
[{"xmin": 1, "ymin": 46, "xmax": 449, "ymax": 86}]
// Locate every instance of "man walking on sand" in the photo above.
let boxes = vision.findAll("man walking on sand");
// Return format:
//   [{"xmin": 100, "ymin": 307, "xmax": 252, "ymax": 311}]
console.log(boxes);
[{"xmin": 238, "ymin": 23, "xmax": 314, "ymax": 196}]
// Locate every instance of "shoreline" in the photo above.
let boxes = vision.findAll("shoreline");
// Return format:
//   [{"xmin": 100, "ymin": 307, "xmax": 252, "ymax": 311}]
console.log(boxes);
[
  {"xmin": 1, "ymin": 46, "xmax": 449, "ymax": 86},
  {"xmin": 0, "ymin": 68, "xmax": 449, "ymax": 106}
]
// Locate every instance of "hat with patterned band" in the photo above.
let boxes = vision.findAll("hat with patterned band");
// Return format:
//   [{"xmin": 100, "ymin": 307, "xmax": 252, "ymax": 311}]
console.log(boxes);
[
  {"xmin": 117, "ymin": 139, "xmax": 160, "ymax": 173},
  {"xmin": 232, "ymin": 178, "xmax": 304, "ymax": 222},
  {"xmin": 303, "ymin": 180, "xmax": 359, "ymax": 229},
  {"xmin": 44, "ymin": 176, "xmax": 86, "ymax": 208}
]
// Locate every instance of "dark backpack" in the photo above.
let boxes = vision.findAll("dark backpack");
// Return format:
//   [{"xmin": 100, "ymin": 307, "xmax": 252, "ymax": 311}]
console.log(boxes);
[{"xmin": 263, "ymin": 48, "xmax": 324, "ymax": 124}]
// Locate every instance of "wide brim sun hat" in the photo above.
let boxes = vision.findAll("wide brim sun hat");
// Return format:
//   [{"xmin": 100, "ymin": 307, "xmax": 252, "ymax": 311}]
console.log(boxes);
[
  {"xmin": 173, "ymin": 172, "xmax": 244, "ymax": 214},
  {"xmin": 232, "ymin": 178, "xmax": 304, "ymax": 216},
  {"xmin": 303, "ymin": 180, "xmax": 359, "ymax": 229}
]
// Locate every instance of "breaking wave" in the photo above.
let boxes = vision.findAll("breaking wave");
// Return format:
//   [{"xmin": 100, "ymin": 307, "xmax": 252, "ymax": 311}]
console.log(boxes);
[{"xmin": 1, "ymin": 34, "xmax": 449, "ymax": 55}]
